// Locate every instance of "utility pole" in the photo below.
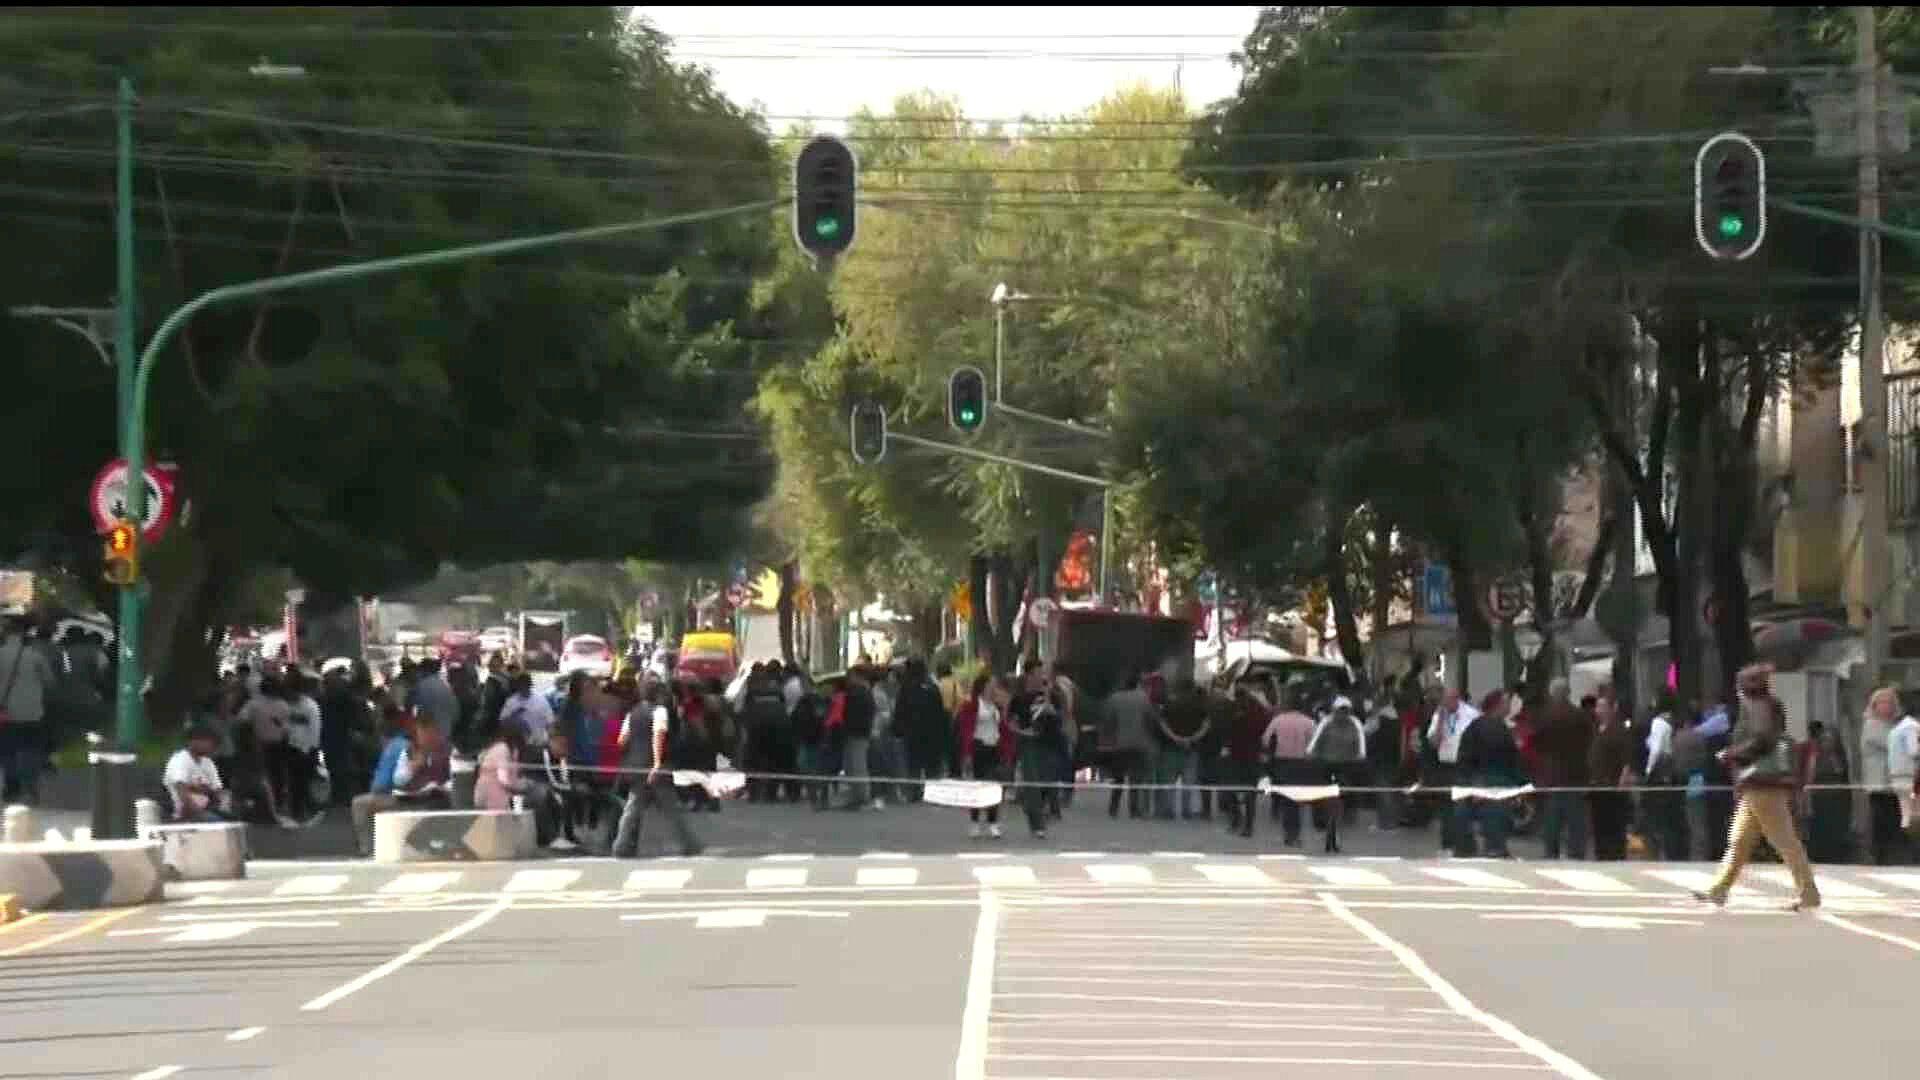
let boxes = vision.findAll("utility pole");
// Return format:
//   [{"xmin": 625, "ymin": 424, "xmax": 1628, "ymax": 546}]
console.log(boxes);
[{"xmin": 1857, "ymin": 5, "xmax": 1891, "ymax": 687}]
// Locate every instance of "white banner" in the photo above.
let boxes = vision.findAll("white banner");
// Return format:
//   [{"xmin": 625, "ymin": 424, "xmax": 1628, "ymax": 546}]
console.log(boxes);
[
  {"xmin": 1254, "ymin": 778, "xmax": 1343, "ymax": 803},
  {"xmin": 923, "ymin": 779, "xmax": 1005, "ymax": 809},
  {"xmin": 1450, "ymin": 783, "xmax": 1534, "ymax": 802},
  {"xmin": 671, "ymin": 770, "xmax": 748, "ymax": 798}
]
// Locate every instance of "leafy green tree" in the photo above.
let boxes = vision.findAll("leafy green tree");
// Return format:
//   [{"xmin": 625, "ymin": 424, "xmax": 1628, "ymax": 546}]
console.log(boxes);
[{"xmin": 0, "ymin": 7, "xmax": 779, "ymax": 717}]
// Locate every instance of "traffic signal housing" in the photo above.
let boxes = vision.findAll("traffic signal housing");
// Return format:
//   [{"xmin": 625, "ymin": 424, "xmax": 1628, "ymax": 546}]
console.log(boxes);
[
  {"xmin": 948, "ymin": 366, "xmax": 988, "ymax": 435},
  {"xmin": 794, "ymin": 134, "xmax": 857, "ymax": 261},
  {"xmin": 103, "ymin": 520, "xmax": 139, "ymax": 586},
  {"xmin": 850, "ymin": 401, "xmax": 887, "ymax": 465},
  {"xmin": 1694, "ymin": 132, "xmax": 1765, "ymax": 261}
]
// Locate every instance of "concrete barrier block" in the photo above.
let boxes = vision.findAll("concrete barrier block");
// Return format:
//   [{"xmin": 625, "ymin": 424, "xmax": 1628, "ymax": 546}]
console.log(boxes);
[
  {"xmin": 372, "ymin": 809, "xmax": 536, "ymax": 863},
  {"xmin": 143, "ymin": 822, "xmax": 248, "ymax": 881},
  {"xmin": 0, "ymin": 893, "xmax": 20, "ymax": 923},
  {"xmin": 0, "ymin": 839, "xmax": 165, "ymax": 909}
]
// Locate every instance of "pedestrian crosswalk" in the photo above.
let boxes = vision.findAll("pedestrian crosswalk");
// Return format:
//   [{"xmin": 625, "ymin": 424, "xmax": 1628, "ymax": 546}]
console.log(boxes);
[{"xmin": 198, "ymin": 856, "xmax": 1920, "ymax": 906}]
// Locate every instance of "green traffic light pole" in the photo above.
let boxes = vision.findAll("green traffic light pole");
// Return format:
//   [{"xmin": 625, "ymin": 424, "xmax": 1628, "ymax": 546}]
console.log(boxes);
[
  {"xmin": 1770, "ymin": 196, "xmax": 1920, "ymax": 248},
  {"xmin": 101, "ymin": 195, "xmax": 783, "ymax": 834}
]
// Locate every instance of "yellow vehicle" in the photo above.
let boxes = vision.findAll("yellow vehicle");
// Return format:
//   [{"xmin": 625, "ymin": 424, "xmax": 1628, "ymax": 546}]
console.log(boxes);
[{"xmin": 676, "ymin": 631, "xmax": 738, "ymax": 684}]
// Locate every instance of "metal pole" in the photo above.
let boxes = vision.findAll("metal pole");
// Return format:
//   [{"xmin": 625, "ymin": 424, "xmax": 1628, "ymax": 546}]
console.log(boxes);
[
  {"xmin": 993, "ymin": 301, "xmax": 1004, "ymax": 403},
  {"xmin": 101, "ymin": 74, "xmax": 141, "ymax": 838},
  {"xmin": 995, "ymin": 401, "xmax": 1110, "ymax": 439},
  {"xmin": 1859, "ymin": 5, "xmax": 1891, "ymax": 688},
  {"xmin": 1099, "ymin": 489, "xmax": 1112, "ymax": 608},
  {"xmin": 888, "ymin": 430, "xmax": 1109, "ymax": 488}
]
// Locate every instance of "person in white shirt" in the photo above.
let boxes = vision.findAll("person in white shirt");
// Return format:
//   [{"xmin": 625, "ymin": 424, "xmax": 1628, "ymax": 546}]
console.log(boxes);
[
  {"xmin": 1426, "ymin": 687, "xmax": 1480, "ymax": 853},
  {"xmin": 163, "ymin": 726, "xmax": 229, "ymax": 821},
  {"xmin": 498, "ymin": 672, "xmax": 556, "ymax": 747},
  {"xmin": 1887, "ymin": 709, "xmax": 1920, "ymax": 830}
]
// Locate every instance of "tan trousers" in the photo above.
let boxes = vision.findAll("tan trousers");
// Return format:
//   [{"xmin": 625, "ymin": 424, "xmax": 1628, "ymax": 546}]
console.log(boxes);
[{"xmin": 1706, "ymin": 785, "xmax": 1820, "ymax": 905}]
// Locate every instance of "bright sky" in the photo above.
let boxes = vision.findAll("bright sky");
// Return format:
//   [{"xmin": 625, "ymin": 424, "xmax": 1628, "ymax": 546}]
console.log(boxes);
[{"xmin": 630, "ymin": 6, "xmax": 1264, "ymax": 130}]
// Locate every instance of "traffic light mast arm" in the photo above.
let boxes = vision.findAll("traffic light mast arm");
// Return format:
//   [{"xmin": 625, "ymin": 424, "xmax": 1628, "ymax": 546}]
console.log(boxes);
[
  {"xmin": 888, "ymin": 430, "xmax": 1109, "ymax": 489},
  {"xmin": 994, "ymin": 401, "xmax": 1111, "ymax": 439},
  {"xmin": 1769, "ymin": 197, "xmax": 1920, "ymax": 249}
]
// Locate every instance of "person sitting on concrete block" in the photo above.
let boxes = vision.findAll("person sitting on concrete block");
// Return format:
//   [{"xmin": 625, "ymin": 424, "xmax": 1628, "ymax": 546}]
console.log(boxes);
[{"xmin": 164, "ymin": 725, "xmax": 231, "ymax": 822}]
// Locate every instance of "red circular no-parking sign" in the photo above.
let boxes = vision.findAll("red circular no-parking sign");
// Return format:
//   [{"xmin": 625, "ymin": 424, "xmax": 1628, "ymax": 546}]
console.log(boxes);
[{"xmin": 88, "ymin": 459, "xmax": 180, "ymax": 544}]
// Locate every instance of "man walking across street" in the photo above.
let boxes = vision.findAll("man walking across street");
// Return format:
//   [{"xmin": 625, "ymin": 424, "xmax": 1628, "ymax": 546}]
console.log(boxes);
[
  {"xmin": 1695, "ymin": 663, "xmax": 1820, "ymax": 911},
  {"xmin": 611, "ymin": 683, "xmax": 702, "ymax": 858}
]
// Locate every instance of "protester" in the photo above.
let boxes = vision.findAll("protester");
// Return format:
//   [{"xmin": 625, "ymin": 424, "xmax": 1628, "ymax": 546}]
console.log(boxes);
[{"xmin": 163, "ymin": 725, "xmax": 230, "ymax": 822}]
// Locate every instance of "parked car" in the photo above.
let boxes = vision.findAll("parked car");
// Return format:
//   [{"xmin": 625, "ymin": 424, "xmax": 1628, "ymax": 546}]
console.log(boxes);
[{"xmin": 560, "ymin": 634, "xmax": 614, "ymax": 679}]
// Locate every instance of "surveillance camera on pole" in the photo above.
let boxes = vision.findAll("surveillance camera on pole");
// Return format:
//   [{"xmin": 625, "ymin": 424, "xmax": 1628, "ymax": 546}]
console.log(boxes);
[
  {"xmin": 794, "ymin": 134, "xmax": 858, "ymax": 264},
  {"xmin": 1695, "ymin": 132, "xmax": 1766, "ymax": 260}
]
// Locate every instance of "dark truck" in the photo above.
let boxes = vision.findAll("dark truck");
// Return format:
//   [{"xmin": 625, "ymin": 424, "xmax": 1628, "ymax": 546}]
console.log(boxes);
[{"xmin": 1039, "ymin": 608, "xmax": 1196, "ymax": 761}]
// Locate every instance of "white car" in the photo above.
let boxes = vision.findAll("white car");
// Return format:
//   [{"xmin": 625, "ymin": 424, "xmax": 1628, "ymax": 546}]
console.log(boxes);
[
  {"xmin": 559, "ymin": 634, "xmax": 614, "ymax": 679},
  {"xmin": 478, "ymin": 625, "xmax": 515, "ymax": 654}
]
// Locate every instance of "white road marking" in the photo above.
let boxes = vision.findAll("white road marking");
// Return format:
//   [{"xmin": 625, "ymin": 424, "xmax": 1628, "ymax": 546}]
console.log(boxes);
[
  {"xmin": 988, "ymin": 1053, "xmax": 1548, "ymax": 1069},
  {"xmin": 1086, "ymin": 864, "xmax": 1154, "ymax": 886},
  {"xmin": 1058, "ymin": 851, "xmax": 1109, "ymax": 859},
  {"xmin": 1257, "ymin": 853, "xmax": 1306, "ymax": 860},
  {"xmin": 955, "ymin": 890, "xmax": 1001, "ymax": 1080},
  {"xmin": 996, "ymin": 975, "xmax": 1425, "ymax": 991},
  {"xmin": 300, "ymin": 898, "xmax": 512, "ymax": 1011},
  {"xmin": 1196, "ymin": 864, "xmax": 1274, "ymax": 886},
  {"xmin": 1320, "ymin": 892, "xmax": 1605, "ymax": 1080},
  {"xmin": 856, "ymin": 867, "xmax": 920, "ymax": 887},
  {"xmin": 1422, "ymin": 867, "xmax": 1525, "ymax": 890},
  {"xmin": 623, "ymin": 869, "xmax": 693, "ymax": 891},
  {"xmin": 1532, "ymin": 869, "xmax": 1634, "ymax": 893},
  {"xmin": 272, "ymin": 874, "xmax": 348, "ymax": 896},
  {"xmin": 988, "ymin": 1013, "xmax": 1488, "ymax": 1033},
  {"xmin": 1641, "ymin": 868, "xmax": 1762, "ymax": 897},
  {"xmin": 1309, "ymin": 866, "xmax": 1392, "ymax": 887},
  {"xmin": 986, "ymin": 1037, "xmax": 1532, "ymax": 1053},
  {"xmin": 169, "ymin": 880, "xmax": 237, "ymax": 894},
  {"xmin": 1483, "ymin": 913, "xmax": 1701, "ymax": 929},
  {"xmin": 762, "ymin": 853, "xmax": 814, "ymax": 862},
  {"xmin": 859, "ymin": 851, "xmax": 910, "ymax": 859},
  {"xmin": 695, "ymin": 909, "xmax": 767, "ymax": 928},
  {"xmin": 993, "ymin": 993, "xmax": 1393, "ymax": 1012},
  {"xmin": 1818, "ymin": 911, "xmax": 1920, "ymax": 952},
  {"xmin": 745, "ymin": 867, "xmax": 809, "ymax": 889},
  {"xmin": 226, "ymin": 1027, "xmax": 265, "ymax": 1042},
  {"xmin": 1868, "ymin": 872, "xmax": 1920, "ymax": 892},
  {"xmin": 504, "ymin": 869, "xmax": 582, "ymax": 893},
  {"xmin": 957, "ymin": 852, "xmax": 1008, "ymax": 859},
  {"xmin": 1150, "ymin": 851, "xmax": 1205, "ymax": 858},
  {"xmin": 130, "ymin": 1068, "xmax": 183, "ymax": 1080},
  {"xmin": 1754, "ymin": 869, "xmax": 1881, "ymax": 899},
  {"xmin": 1351, "ymin": 855, "xmax": 1404, "ymax": 862},
  {"xmin": 379, "ymin": 872, "xmax": 462, "ymax": 895},
  {"xmin": 973, "ymin": 865, "xmax": 1038, "ymax": 886}
]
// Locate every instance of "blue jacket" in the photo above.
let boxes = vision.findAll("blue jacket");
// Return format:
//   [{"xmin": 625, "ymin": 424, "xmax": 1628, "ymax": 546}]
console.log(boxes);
[{"xmin": 370, "ymin": 734, "xmax": 412, "ymax": 794}]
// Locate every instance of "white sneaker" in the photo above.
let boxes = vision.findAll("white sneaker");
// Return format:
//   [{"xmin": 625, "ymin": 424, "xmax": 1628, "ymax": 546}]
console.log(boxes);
[
  {"xmin": 988, "ymin": 824, "xmax": 1004, "ymax": 840},
  {"xmin": 969, "ymin": 823, "xmax": 985, "ymax": 839}
]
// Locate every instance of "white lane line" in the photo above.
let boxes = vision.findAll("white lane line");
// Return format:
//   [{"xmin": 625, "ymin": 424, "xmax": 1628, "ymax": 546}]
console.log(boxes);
[
  {"xmin": 1086, "ymin": 864, "xmax": 1154, "ymax": 886},
  {"xmin": 995, "ymin": 976, "xmax": 1425, "ymax": 991},
  {"xmin": 988, "ymin": 1054, "xmax": 1547, "ymax": 1069},
  {"xmin": 624, "ymin": 869, "xmax": 694, "ymax": 891},
  {"xmin": 957, "ymin": 852, "xmax": 1008, "ymax": 860},
  {"xmin": 762, "ymin": 853, "xmax": 815, "ymax": 862},
  {"xmin": 1196, "ymin": 864, "xmax": 1274, "ymax": 886},
  {"xmin": 130, "ymin": 1068, "xmax": 183, "ymax": 1080},
  {"xmin": 1532, "ymin": 869, "xmax": 1634, "ymax": 893},
  {"xmin": 170, "ymin": 880, "xmax": 237, "ymax": 894},
  {"xmin": 1351, "ymin": 855, "xmax": 1404, "ymax": 862},
  {"xmin": 1868, "ymin": 872, "xmax": 1920, "ymax": 892},
  {"xmin": 300, "ymin": 898, "xmax": 512, "ymax": 1011},
  {"xmin": 1818, "ymin": 911, "xmax": 1920, "ymax": 952},
  {"xmin": 745, "ymin": 867, "xmax": 809, "ymax": 889},
  {"xmin": 986, "ymin": 1037, "xmax": 1531, "ymax": 1053},
  {"xmin": 695, "ymin": 909, "xmax": 768, "ymax": 929},
  {"xmin": 1059, "ymin": 851, "xmax": 1110, "ymax": 859},
  {"xmin": 1151, "ymin": 851, "xmax": 1206, "ymax": 858},
  {"xmin": 986, "ymin": 1014, "xmax": 1485, "ymax": 1032},
  {"xmin": 856, "ymin": 867, "xmax": 920, "ymax": 887},
  {"xmin": 379, "ymin": 872, "xmax": 462, "ymax": 895},
  {"xmin": 860, "ymin": 851, "xmax": 910, "ymax": 860},
  {"xmin": 973, "ymin": 865, "xmax": 1037, "ymax": 886},
  {"xmin": 503, "ymin": 869, "xmax": 582, "ymax": 893},
  {"xmin": 226, "ymin": 1027, "xmax": 265, "ymax": 1042},
  {"xmin": 272, "ymin": 874, "xmax": 349, "ymax": 896},
  {"xmin": 955, "ymin": 890, "xmax": 1001, "ymax": 1080},
  {"xmin": 1641, "ymin": 868, "xmax": 1766, "ymax": 897},
  {"xmin": 993, "ymin": 993, "xmax": 1392, "ymax": 1012},
  {"xmin": 1421, "ymin": 867, "xmax": 1525, "ymax": 890},
  {"xmin": 1754, "ymin": 869, "xmax": 1881, "ymax": 899},
  {"xmin": 1320, "ymin": 892, "xmax": 1604, "ymax": 1080},
  {"xmin": 1308, "ymin": 866, "xmax": 1392, "ymax": 887}
]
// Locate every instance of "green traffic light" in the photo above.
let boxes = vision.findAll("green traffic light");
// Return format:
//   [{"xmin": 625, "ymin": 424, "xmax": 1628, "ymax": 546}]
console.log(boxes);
[
  {"xmin": 1718, "ymin": 213, "xmax": 1746, "ymax": 239},
  {"xmin": 959, "ymin": 408, "xmax": 978, "ymax": 424},
  {"xmin": 815, "ymin": 217, "xmax": 841, "ymax": 239}
]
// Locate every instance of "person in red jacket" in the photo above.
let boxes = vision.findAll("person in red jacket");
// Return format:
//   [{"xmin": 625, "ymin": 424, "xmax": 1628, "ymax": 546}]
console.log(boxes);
[{"xmin": 954, "ymin": 674, "xmax": 1013, "ymax": 839}]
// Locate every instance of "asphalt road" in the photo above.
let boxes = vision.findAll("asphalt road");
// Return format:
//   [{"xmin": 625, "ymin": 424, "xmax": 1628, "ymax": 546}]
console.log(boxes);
[{"xmin": 8, "ymin": 853, "xmax": 1920, "ymax": 1079}]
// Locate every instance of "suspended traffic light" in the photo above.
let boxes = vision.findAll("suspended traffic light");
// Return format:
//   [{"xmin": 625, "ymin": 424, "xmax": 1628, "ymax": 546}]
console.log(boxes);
[
  {"xmin": 850, "ymin": 400, "xmax": 887, "ymax": 465},
  {"xmin": 949, "ymin": 366, "xmax": 988, "ymax": 435},
  {"xmin": 1694, "ymin": 132, "xmax": 1765, "ymax": 261},
  {"xmin": 794, "ymin": 135, "xmax": 858, "ymax": 261},
  {"xmin": 103, "ymin": 520, "xmax": 139, "ymax": 586}
]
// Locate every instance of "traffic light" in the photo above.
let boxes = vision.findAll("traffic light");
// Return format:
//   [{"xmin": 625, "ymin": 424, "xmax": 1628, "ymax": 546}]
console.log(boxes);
[
  {"xmin": 102, "ymin": 520, "xmax": 139, "ymax": 586},
  {"xmin": 850, "ymin": 400, "xmax": 887, "ymax": 464},
  {"xmin": 1694, "ymin": 132, "xmax": 1765, "ymax": 261},
  {"xmin": 794, "ymin": 134, "xmax": 858, "ymax": 260},
  {"xmin": 948, "ymin": 366, "xmax": 988, "ymax": 435}
]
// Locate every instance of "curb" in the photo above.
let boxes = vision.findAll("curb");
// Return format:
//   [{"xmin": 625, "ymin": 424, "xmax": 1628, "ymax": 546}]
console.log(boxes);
[{"xmin": 0, "ymin": 894, "xmax": 20, "ymax": 924}]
